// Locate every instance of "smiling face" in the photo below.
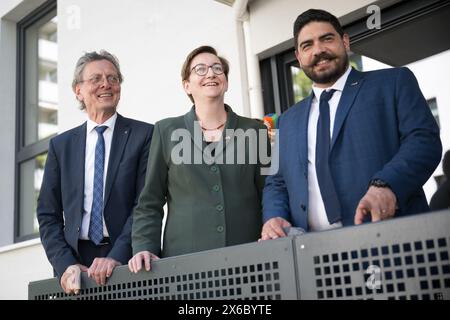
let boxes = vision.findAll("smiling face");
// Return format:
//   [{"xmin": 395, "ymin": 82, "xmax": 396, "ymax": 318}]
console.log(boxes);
[
  {"xmin": 183, "ymin": 52, "xmax": 228, "ymax": 103},
  {"xmin": 75, "ymin": 59, "xmax": 121, "ymax": 114},
  {"xmin": 295, "ymin": 21, "xmax": 350, "ymax": 88}
]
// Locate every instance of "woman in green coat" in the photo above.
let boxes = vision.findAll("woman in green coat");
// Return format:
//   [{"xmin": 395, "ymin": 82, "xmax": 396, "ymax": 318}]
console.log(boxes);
[{"xmin": 128, "ymin": 46, "xmax": 270, "ymax": 273}]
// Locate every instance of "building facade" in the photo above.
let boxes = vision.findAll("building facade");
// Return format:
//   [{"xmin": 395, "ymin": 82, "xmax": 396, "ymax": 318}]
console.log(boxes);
[{"xmin": 1, "ymin": 0, "xmax": 449, "ymax": 299}]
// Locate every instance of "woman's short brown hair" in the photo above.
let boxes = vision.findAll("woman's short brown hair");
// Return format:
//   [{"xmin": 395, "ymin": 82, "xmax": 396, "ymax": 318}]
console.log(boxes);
[{"xmin": 181, "ymin": 45, "xmax": 229, "ymax": 103}]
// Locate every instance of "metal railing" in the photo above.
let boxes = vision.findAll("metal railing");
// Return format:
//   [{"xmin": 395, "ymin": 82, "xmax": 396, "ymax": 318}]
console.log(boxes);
[{"xmin": 29, "ymin": 210, "xmax": 450, "ymax": 300}]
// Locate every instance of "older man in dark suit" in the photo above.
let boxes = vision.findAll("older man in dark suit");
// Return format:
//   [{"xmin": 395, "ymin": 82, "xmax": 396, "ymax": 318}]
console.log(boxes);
[
  {"xmin": 261, "ymin": 9, "xmax": 441, "ymax": 239},
  {"xmin": 37, "ymin": 50, "xmax": 153, "ymax": 294}
]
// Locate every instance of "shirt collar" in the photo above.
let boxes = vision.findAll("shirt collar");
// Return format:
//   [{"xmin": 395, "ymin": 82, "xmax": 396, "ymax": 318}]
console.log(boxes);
[
  {"xmin": 312, "ymin": 65, "xmax": 352, "ymax": 100},
  {"xmin": 86, "ymin": 112, "xmax": 117, "ymax": 133}
]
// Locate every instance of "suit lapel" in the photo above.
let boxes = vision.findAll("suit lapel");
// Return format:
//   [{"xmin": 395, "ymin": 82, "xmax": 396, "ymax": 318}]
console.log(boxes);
[
  {"xmin": 296, "ymin": 94, "xmax": 313, "ymax": 170},
  {"xmin": 104, "ymin": 114, "xmax": 130, "ymax": 207},
  {"xmin": 331, "ymin": 69, "xmax": 364, "ymax": 150},
  {"xmin": 73, "ymin": 123, "xmax": 87, "ymax": 218}
]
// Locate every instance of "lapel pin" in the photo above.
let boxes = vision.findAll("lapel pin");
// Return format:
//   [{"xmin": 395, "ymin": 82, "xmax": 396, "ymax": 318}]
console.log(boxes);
[
  {"xmin": 351, "ymin": 82, "xmax": 358, "ymax": 86},
  {"xmin": 124, "ymin": 130, "xmax": 128, "ymax": 134}
]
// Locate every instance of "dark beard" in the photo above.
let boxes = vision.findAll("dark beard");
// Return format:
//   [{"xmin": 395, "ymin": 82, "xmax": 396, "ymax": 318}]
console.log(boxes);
[{"xmin": 303, "ymin": 52, "xmax": 349, "ymax": 85}]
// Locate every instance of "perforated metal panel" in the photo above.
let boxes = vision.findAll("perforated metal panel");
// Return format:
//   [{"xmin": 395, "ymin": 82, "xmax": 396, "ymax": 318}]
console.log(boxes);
[
  {"xmin": 294, "ymin": 210, "xmax": 450, "ymax": 300},
  {"xmin": 29, "ymin": 210, "xmax": 450, "ymax": 300},
  {"xmin": 29, "ymin": 236, "xmax": 298, "ymax": 300}
]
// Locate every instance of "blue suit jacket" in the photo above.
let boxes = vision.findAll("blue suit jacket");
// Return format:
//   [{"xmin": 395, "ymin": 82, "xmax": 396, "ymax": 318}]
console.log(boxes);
[
  {"xmin": 263, "ymin": 67, "xmax": 442, "ymax": 230},
  {"xmin": 37, "ymin": 114, "xmax": 153, "ymax": 277}
]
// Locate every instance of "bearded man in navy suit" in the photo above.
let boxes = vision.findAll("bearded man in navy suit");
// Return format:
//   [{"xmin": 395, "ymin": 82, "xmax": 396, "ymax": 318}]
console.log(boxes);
[
  {"xmin": 261, "ymin": 9, "xmax": 441, "ymax": 239},
  {"xmin": 37, "ymin": 50, "xmax": 153, "ymax": 293}
]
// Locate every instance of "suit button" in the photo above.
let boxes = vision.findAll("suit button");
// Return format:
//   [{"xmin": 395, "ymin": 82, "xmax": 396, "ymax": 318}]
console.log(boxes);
[
  {"xmin": 217, "ymin": 226, "xmax": 224, "ymax": 233},
  {"xmin": 301, "ymin": 204, "xmax": 306, "ymax": 211},
  {"xmin": 212, "ymin": 185, "xmax": 220, "ymax": 192},
  {"xmin": 216, "ymin": 204, "xmax": 224, "ymax": 212},
  {"xmin": 211, "ymin": 165, "xmax": 218, "ymax": 173}
]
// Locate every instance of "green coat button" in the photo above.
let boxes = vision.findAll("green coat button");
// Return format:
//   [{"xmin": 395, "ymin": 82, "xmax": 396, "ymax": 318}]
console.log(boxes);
[
  {"xmin": 217, "ymin": 226, "xmax": 224, "ymax": 232},
  {"xmin": 211, "ymin": 166, "xmax": 218, "ymax": 172},
  {"xmin": 216, "ymin": 204, "xmax": 224, "ymax": 211},
  {"xmin": 212, "ymin": 185, "xmax": 220, "ymax": 192}
]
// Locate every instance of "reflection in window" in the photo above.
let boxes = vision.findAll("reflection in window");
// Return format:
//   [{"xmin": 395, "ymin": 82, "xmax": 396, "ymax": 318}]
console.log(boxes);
[
  {"xmin": 19, "ymin": 153, "xmax": 47, "ymax": 236},
  {"xmin": 291, "ymin": 66, "xmax": 312, "ymax": 104},
  {"xmin": 25, "ymin": 16, "xmax": 58, "ymax": 145}
]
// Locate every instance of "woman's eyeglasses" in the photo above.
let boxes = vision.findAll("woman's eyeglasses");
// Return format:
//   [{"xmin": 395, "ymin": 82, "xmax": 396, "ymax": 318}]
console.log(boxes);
[{"xmin": 191, "ymin": 63, "xmax": 224, "ymax": 76}]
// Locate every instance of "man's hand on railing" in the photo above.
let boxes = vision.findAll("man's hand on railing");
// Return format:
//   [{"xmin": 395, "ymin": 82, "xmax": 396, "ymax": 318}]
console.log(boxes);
[
  {"xmin": 259, "ymin": 217, "xmax": 292, "ymax": 241},
  {"xmin": 128, "ymin": 251, "xmax": 160, "ymax": 273},
  {"xmin": 87, "ymin": 257, "xmax": 121, "ymax": 286},
  {"xmin": 354, "ymin": 186, "xmax": 397, "ymax": 225},
  {"xmin": 60, "ymin": 264, "xmax": 88, "ymax": 295}
]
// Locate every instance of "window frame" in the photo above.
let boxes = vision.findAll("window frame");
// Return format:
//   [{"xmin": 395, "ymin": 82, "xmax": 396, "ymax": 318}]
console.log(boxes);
[{"xmin": 15, "ymin": 0, "xmax": 57, "ymax": 242}]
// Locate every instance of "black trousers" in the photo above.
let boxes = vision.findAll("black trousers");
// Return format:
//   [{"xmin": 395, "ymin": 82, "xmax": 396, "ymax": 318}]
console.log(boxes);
[{"xmin": 77, "ymin": 239, "xmax": 112, "ymax": 267}]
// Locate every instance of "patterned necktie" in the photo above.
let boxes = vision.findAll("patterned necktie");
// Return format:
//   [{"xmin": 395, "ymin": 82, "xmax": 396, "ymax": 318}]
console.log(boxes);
[
  {"xmin": 89, "ymin": 125, "xmax": 108, "ymax": 245},
  {"xmin": 315, "ymin": 89, "xmax": 342, "ymax": 224}
]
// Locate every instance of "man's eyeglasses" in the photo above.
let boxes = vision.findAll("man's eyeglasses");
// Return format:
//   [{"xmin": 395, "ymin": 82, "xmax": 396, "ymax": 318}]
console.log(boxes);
[
  {"xmin": 191, "ymin": 63, "xmax": 224, "ymax": 76},
  {"xmin": 79, "ymin": 74, "xmax": 120, "ymax": 86}
]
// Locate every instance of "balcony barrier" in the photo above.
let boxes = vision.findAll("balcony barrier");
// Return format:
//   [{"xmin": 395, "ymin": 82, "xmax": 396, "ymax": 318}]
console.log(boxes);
[{"xmin": 28, "ymin": 210, "xmax": 450, "ymax": 300}]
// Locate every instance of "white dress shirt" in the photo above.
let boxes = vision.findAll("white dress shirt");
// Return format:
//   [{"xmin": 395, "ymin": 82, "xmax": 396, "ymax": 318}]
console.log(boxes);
[
  {"xmin": 307, "ymin": 66, "xmax": 352, "ymax": 231},
  {"xmin": 80, "ymin": 113, "xmax": 117, "ymax": 240}
]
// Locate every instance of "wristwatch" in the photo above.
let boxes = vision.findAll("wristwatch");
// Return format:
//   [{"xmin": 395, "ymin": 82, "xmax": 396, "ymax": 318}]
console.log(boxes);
[{"xmin": 369, "ymin": 178, "xmax": 391, "ymax": 189}]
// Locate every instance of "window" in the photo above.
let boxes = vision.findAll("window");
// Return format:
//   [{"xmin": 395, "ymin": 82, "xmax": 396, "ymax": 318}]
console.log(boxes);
[
  {"xmin": 427, "ymin": 98, "xmax": 440, "ymax": 128},
  {"xmin": 16, "ymin": 0, "xmax": 57, "ymax": 241}
]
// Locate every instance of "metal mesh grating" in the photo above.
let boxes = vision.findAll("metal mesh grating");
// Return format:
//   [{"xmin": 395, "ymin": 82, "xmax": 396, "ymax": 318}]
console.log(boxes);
[
  {"xmin": 295, "ymin": 210, "xmax": 450, "ymax": 300},
  {"xmin": 310, "ymin": 237, "xmax": 450, "ymax": 300},
  {"xmin": 29, "ymin": 237, "xmax": 298, "ymax": 300},
  {"xmin": 29, "ymin": 210, "xmax": 450, "ymax": 300}
]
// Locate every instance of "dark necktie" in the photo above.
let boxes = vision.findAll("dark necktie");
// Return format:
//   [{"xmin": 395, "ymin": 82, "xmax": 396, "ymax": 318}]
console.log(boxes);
[
  {"xmin": 89, "ymin": 125, "xmax": 107, "ymax": 245},
  {"xmin": 316, "ymin": 89, "xmax": 342, "ymax": 224}
]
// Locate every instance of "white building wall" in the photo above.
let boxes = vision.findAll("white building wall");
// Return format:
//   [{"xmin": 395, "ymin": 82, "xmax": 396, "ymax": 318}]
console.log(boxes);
[
  {"xmin": 57, "ymin": 0, "xmax": 243, "ymax": 131},
  {"xmin": 0, "ymin": 240, "xmax": 53, "ymax": 300}
]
